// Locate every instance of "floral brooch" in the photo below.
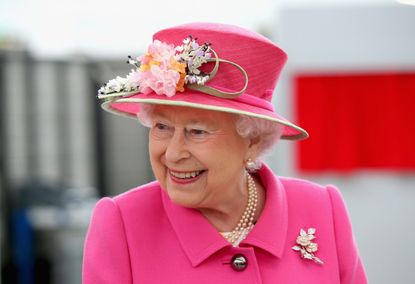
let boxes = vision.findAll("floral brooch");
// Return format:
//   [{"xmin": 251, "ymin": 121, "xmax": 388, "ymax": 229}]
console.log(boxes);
[
  {"xmin": 97, "ymin": 36, "xmax": 248, "ymax": 100},
  {"xmin": 292, "ymin": 228, "xmax": 324, "ymax": 265},
  {"xmin": 98, "ymin": 36, "xmax": 211, "ymax": 98}
]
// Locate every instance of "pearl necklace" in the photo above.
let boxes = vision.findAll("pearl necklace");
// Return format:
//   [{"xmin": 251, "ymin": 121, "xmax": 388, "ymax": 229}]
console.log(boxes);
[{"xmin": 223, "ymin": 171, "xmax": 258, "ymax": 247}]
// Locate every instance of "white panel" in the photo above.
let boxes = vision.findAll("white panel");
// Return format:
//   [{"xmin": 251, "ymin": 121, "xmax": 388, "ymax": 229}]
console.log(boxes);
[{"xmin": 279, "ymin": 4, "xmax": 415, "ymax": 70}]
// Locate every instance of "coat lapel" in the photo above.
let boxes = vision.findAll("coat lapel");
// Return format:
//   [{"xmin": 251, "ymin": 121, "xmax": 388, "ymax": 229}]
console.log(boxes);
[{"xmin": 161, "ymin": 190, "xmax": 229, "ymax": 267}]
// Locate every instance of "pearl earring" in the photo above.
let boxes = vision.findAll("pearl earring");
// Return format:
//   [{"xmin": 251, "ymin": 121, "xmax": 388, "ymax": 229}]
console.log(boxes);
[{"xmin": 245, "ymin": 158, "xmax": 257, "ymax": 173}]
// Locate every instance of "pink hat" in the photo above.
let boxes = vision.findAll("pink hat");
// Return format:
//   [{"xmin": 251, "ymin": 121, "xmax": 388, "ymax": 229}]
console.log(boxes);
[{"xmin": 98, "ymin": 22, "xmax": 308, "ymax": 140}]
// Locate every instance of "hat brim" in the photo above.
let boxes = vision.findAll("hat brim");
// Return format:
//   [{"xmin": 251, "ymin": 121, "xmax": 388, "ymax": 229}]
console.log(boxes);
[{"xmin": 100, "ymin": 91, "xmax": 309, "ymax": 141}]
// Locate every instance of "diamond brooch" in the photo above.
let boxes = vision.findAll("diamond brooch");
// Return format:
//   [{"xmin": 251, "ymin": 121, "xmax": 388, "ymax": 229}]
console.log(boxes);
[{"xmin": 292, "ymin": 228, "xmax": 324, "ymax": 265}]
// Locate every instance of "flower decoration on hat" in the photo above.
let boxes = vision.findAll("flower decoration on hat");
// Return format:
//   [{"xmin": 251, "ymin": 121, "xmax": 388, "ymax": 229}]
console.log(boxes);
[
  {"xmin": 292, "ymin": 228, "xmax": 324, "ymax": 265},
  {"xmin": 98, "ymin": 36, "xmax": 248, "ymax": 100}
]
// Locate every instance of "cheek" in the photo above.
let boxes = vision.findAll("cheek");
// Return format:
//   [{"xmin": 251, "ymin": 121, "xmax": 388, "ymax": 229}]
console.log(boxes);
[
  {"xmin": 149, "ymin": 136, "xmax": 166, "ymax": 158},
  {"xmin": 149, "ymin": 140, "xmax": 167, "ymax": 177},
  {"xmin": 204, "ymin": 138, "xmax": 247, "ymax": 171},
  {"xmin": 215, "ymin": 135, "xmax": 248, "ymax": 157}
]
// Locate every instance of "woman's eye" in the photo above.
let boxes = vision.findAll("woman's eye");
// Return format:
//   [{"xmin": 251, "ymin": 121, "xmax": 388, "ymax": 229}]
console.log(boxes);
[
  {"xmin": 190, "ymin": 129, "xmax": 206, "ymax": 135},
  {"xmin": 154, "ymin": 123, "xmax": 170, "ymax": 131},
  {"xmin": 151, "ymin": 123, "xmax": 173, "ymax": 138},
  {"xmin": 187, "ymin": 128, "xmax": 209, "ymax": 138}
]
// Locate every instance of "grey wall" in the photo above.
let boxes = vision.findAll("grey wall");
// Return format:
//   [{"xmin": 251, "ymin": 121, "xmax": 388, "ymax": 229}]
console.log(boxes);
[
  {"xmin": 1, "ymin": 54, "xmax": 153, "ymax": 283},
  {"xmin": 265, "ymin": 4, "xmax": 415, "ymax": 284}
]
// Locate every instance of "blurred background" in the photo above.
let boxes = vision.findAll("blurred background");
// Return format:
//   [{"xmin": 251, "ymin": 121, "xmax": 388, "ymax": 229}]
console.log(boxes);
[{"xmin": 1, "ymin": 0, "xmax": 414, "ymax": 283}]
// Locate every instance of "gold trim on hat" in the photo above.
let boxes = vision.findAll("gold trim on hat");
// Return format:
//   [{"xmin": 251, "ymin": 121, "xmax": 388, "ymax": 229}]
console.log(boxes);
[{"xmin": 100, "ymin": 98, "xmax": 309, "ymax": 141}]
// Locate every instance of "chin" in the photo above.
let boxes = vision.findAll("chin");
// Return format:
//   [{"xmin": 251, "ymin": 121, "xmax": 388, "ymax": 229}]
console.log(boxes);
[{"xmin": 166, "ymin": 189, "xmax": 200, "ymax": 209}]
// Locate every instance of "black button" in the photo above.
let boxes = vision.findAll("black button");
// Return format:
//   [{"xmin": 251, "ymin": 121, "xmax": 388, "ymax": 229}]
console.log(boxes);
[{"xmin": 231, "ymin": 254, "xmax": 248, "ymax": 271}]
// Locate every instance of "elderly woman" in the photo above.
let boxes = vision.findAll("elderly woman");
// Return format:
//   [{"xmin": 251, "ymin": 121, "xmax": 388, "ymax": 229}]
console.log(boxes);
[{"xmin": 83, "ymin": 23, "xmax": 367, "ymax": 283}]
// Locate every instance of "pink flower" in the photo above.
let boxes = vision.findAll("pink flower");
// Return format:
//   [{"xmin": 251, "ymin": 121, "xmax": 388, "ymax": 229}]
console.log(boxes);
[
  {"xmin": 98, "ymin": 37, "xmax": 212, "ymax": 97},
  {"xmin": 138, "ymin": 65, "xmax": 179, "ymax": 97},
  {"xmin": 147, "ymin": 40, "xmax": 175, "ymax": 66}
]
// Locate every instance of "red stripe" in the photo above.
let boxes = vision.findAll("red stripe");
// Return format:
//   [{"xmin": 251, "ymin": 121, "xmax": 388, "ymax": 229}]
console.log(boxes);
[{"xmin": 295, "ymin": 72, "xmax": 415, "ymax": 172}]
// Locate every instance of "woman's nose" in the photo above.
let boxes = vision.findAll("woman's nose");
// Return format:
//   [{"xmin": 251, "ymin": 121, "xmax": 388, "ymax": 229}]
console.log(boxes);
[{"xmin": 165, "ymin": 129, "xmax": 190, "ymax": 162}]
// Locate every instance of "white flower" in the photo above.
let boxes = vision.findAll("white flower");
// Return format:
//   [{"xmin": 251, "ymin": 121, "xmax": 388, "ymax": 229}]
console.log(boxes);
[
  {"xmin": 296, "ymin": 228, "xmax": 315, "ymax": 246},
  {"xmin": 292, "ymin": 228, "xmax": 324, "ymax": 265},
  {"xmin": 306, "ymin": 242, "xmax": 318, "ymax": 253}
]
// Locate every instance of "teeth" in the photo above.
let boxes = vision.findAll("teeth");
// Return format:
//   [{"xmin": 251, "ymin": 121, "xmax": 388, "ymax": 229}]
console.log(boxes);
[{"xmin": 170, "ymin": 170, "xmax": 202, "ymax": 179}]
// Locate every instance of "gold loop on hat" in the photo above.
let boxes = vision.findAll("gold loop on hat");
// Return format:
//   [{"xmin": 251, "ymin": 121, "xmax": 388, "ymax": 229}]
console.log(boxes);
[
  {"xmin": 204, "ymin": 49, "xmax": 220, "ymax": 83},
  {"xmin": 186, "ymin": 48, "xmax": 249, "ymax": 99}
]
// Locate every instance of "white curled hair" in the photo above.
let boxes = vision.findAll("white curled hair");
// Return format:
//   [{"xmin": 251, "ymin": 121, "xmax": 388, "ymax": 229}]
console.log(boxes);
[
  {"xmin": 137, "ymin": 104, "xmax": 284, "ymax": 169},
  {"xmin": 136, "ymin": 103, "xmax": 154, "ymax": 128},
  {"xmin": 234, "ymin": 114, "xmax": 284, "ymax": 169}
]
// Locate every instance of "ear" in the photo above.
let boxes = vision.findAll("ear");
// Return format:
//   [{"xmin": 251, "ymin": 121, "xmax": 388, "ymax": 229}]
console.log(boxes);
[{"xmin": 245, "ymin": 135, "xmax": 262, "ymax": 160}]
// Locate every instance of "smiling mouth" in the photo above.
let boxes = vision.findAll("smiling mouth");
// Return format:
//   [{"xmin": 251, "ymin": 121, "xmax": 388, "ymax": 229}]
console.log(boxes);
[{"xmin": 169, "ymin": 170, "xmax": 205, "ymax": 180}]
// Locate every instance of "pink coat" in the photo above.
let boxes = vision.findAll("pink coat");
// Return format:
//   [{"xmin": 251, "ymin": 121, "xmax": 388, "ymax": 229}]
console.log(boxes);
[{"xmin": 83, "ymin": 164, "xmax": 367, "ymax": 283}]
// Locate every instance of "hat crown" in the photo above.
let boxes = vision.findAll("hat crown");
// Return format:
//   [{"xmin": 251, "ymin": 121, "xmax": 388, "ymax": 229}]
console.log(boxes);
[{"xmin": 153, "ymin": 22, "xmax": 287, "ymax": 102}]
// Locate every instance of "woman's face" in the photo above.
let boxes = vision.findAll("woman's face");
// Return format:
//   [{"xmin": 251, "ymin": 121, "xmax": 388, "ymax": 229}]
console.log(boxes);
[{"xmin": 149, "ymin": 105, "xmax": 256, "ymax": 210}]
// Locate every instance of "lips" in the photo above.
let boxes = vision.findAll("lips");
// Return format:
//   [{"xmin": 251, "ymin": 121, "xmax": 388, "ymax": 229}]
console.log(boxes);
[
  {"xmin": 169, "ymin": 169, "xmax": 206, "ymax": 184},
  {"xmin": 170, "ymin": 170, "xmax": 203, "ymax": 179}
]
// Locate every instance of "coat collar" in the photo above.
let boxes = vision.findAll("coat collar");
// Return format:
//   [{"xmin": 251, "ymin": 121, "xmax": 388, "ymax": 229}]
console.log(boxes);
[
  {"xmin": 242, "ymin": 164, "xmax": 288, "ymax": 258},
  {"xmin": 161, "ymin": 164, "xmax": 288, "ymax": 267}
]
